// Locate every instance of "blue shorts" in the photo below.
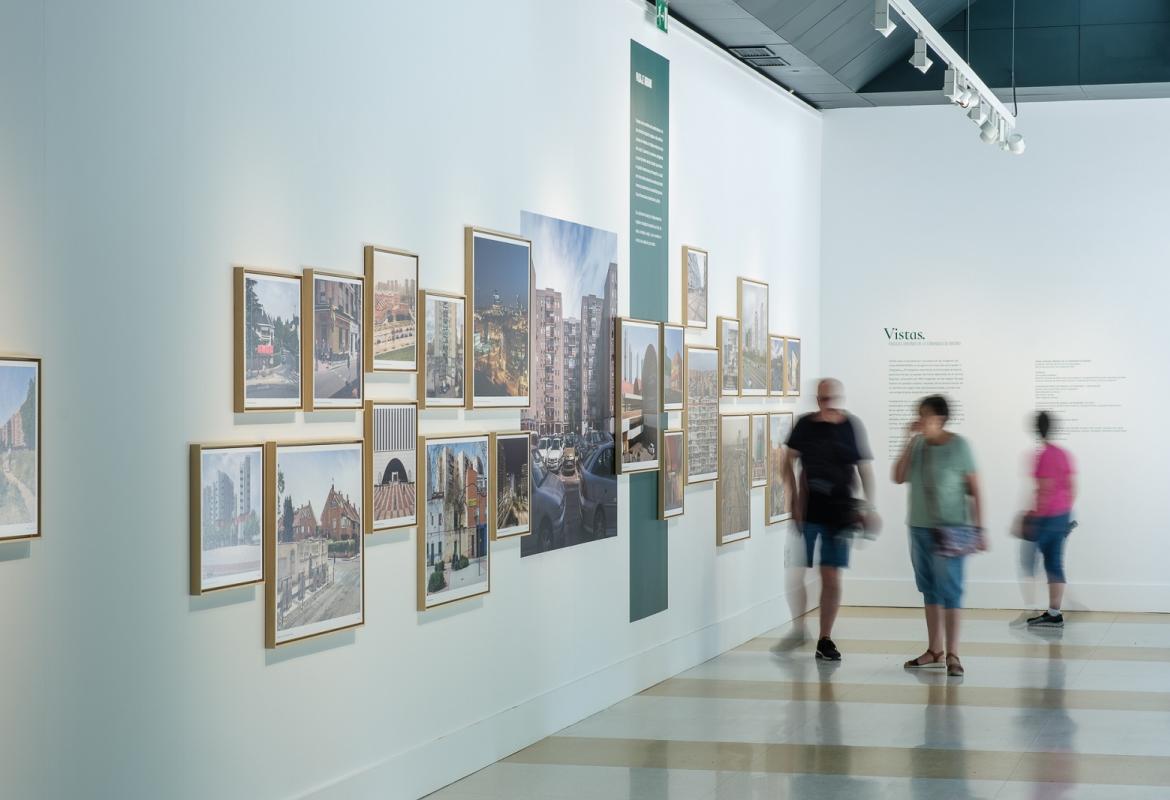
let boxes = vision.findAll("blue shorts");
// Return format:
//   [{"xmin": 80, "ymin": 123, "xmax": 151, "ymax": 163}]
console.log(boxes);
[
  {"xmin": 909, "ymin": 526, "xmax": 965, "ymax": 609},
  {"xmin": 1027, "ymin": 512, "xmax": 1071, "ymax": 583},
  {"xmin": 802, "ymin": 523, "xmax": 852, "ymax": 569}
]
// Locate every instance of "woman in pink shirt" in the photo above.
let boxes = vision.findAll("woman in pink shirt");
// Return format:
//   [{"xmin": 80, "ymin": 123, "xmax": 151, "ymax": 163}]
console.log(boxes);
[{"xmin": 1027, "ymin": 411, "xmax": 1076, "ymax": 627}]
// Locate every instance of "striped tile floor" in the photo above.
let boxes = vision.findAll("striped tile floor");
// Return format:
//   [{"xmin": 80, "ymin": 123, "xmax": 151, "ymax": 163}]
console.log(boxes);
[{"xmin": 426, "ymin": 607, "xmax": 1170, "ymax": 799}]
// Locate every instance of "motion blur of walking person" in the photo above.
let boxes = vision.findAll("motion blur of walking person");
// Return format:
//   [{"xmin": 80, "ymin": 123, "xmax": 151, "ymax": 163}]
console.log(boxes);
[
  {"xmin": 1021, "ymin": 411, "xmax": 1076, "ymax": 628},
  {"xmin": 779, "ymin": 378, "xmax": 878, "ymax": 662},
  {"xmin": 894, "ymin": 395, "xmax": 985, "ymax": 678}
]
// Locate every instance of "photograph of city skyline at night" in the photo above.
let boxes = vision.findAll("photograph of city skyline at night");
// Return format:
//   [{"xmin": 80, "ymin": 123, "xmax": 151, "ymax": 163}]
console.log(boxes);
[{"xmin": 469, "ymin": 229, "xmax": 530, "ymax": 408}]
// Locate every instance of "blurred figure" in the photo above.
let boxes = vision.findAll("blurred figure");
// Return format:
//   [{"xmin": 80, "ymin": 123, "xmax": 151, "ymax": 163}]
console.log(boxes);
[
  {"xmin": 1024, "ymin": 411, "xmax": 1076, "ymax": 628},
  {"xmin": 780, "ymin": 378, "xmax": 877, "ymax": 662},
  {"xmin": 893, "ymin": 395, "xmax": 985, "ymax": 678}
]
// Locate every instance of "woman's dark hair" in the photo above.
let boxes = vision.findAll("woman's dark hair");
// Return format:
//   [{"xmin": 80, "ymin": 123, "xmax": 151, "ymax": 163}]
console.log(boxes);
[
  {"xmin": 1037, "ymin": 411, "xmax": 1052, "ymax": 440},
  {"xmin": 919, "ymin": 394, "xmax": 950, "ymax": 421}
]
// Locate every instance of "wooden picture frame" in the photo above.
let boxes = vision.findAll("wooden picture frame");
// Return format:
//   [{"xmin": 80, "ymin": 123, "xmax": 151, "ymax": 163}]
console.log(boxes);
[
  {"xmin": 490, "ymin": 431, "xmax": 532, "ymax": 539},
  {"xmin": 363, "ymin": 245, "xmax": 419, "ymax": 373},
  {"xmin": 768, "ymin": 334, "xmax": 786, "ymax": 397},
  {"xmin": 717, "ymin": 316, "xmax": 740, "ymax": 398},
  {"xmin": 465, "ymin": 227, "xmax": 532, "ymax": 410},
  {"xmin": 659, "ymin": 429, "xmax": 686, "ymax": 519},
  {"xmin": 418, "ymin": 289, "xmax": 467, "ymax": 409},
  {"xmin": 417, "ymin": 433, "xmax": 492, "ymax": 610},
  {"xmin": 364, "ymin": 400, "xmax": 418, "ymax": 534},
  {"xmin": 265, "ymin": 439, "xmax": 365, "ymax": 648},
  {"xmin": 682, "ymin": 245, "xmax": 708, "ymax": 329},
  {"xmin": 766, "ymin": 411, "xmax": 795, "ymax": 524},
  {"xmin": 750, "ymin": 413, "xmax": 767, "ymax": 488},
  {"xmin": 737, "ymin": 278, "xmax": 769, "ymax": 397},
  {"xmin": 190, "ymin": 442, "xmax": 265, "ymax": 595},
  {"xmin": 302, "ymin": 269, "xmax": 364, "ymax": 412},
  {"xmin": 785, "ymin": 336, "xmax": 802, "ymax": 397},
  {"xmin": 233, "ymin": 267, "xmax": 303, "ymax": 412},
  {"xmin": 717, "ymin": 412, "xmax": 752, "ymax": 546},
  {"xmin": 661, "ymin": 323, "xmax": 685, "ymax": 412},
  {"xmin": 683, "ymin": 345, "xmax": 718, "ymax": 484},
  {"xmin": 0, "ymin": 356, "xmax": 41, "ymax": 542},
  {"xmin": 614, "ymin": 317, "xmax": 662, "ymax": 474}
]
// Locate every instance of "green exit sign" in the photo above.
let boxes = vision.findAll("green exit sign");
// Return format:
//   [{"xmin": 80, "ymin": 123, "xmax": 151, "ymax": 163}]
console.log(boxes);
[{"xmin": 656, "ymin": 0, "xmax": 668, "ymax": 32}]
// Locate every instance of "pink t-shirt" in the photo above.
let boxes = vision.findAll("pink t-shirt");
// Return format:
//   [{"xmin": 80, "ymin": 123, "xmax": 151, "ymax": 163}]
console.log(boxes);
[{"xmin": 1034, "ymin": 443, "xmax": 1074, "ymax": 516}]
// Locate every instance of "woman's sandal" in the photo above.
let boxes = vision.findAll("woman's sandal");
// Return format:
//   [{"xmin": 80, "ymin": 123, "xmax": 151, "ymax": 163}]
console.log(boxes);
[
  {"xmin": 946, "ymin": 653, "xmax": 965, "ymax": 677},
  {"xmin": 904, "ymin": 649, "xmax": 945, "ymax": 669}
]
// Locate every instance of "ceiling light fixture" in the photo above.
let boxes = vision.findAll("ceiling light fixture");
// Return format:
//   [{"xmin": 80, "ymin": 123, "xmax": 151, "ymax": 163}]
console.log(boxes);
[
  {"xmin": 874, "ymin": 0, "xmax": 897, "ymax": 37},
  {"xmin": 910, "ymin": 35, "xmax": 933, "ymax": 73}
]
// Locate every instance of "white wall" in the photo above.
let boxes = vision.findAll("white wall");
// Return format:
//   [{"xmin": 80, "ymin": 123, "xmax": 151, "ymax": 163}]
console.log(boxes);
[
  {"xmin": 821, "ymin": 100, "xmax": 1170, "ymax": 613},
  {"xmin": 0, "ymin": 2, "xmax": 822, "ymax": 798}
]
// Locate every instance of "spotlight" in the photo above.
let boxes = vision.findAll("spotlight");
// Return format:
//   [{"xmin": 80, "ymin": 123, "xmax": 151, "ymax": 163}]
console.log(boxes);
[
  {"xmin": 958, "ymin": 86, "xmax": 978, "ymax": 108},
  {"xmin": 1007, "ymin": 132, "xmax": 1026, "ymax": 155},
  {"xmin": 942, "ymin": 68, "xmax": 962, "ymax": 103},
  {"xmin": 910, "ymin": 36, "xmax": 933, "ymax": 73},
  {"xmin": 874, "ymin": 0, "xmax": 896, "ymax": 37},
  {"xmin": 967, "ymin": 99, "xmax": 988, "ymax": 126},
  {"xmin": 979, "ymin": 113, "xmax": 1000, "ymax": 144}
]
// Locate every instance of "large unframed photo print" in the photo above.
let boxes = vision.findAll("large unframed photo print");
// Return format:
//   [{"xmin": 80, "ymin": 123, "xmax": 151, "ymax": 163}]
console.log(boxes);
[
  {"xmin": 718, "ymin": 413, "xmax": 751, "ymax": 545},
  {"xmin": 615, "ymin": 318, "xmax": 661, "ymax": 474},
  {"xmin": 0, "ymin": 357, "xmax": 40, "ymax": 540},
  {"xmin": 304, "ymin": 270, "xmax": 363, "ymax": 410},
  {"xmin": 519, "ymin": 211, "xmax": 619, "ymax": 557},
  {"xmin": 738, "ymin": 278, "xmax": 769, "ymax": 396},
  {"xmin": 266, "ymin": 441, "xmax": 364, "ymax": 647},
  {"xmin": 717, "ymin": 316, "xmax": 740, "ymax": 397},
  {"xmin": 365, "ymin": 402, "xmax": 416, "ymax": 532},
  {"xmin": 418, "ymin": 434, "xmax": 491, "ymax": 609},
  {"xmin": 235, "ymin": 268, "xmax": 301, "ymax": 411},
  {"xmin": 364, "ymin": 246, "xmax": 418, "ymax": 372},
  {"xmin": 467, "ymin": 227, "xmax": 531, "ymax": 409},
  {"xmin": 684, "ymin": 346, "xmax": 718, "ymax": 484},
  {"xmin": 682, "ymin": 245, "xmax": 708, "ymax": 329},
  {"xmin": 190, "ymin": 444, "xmax": 263, "ymax": 594},
  {"xmin": 420, "ymin": 291, "xmax": 466, "ymax": 408}
]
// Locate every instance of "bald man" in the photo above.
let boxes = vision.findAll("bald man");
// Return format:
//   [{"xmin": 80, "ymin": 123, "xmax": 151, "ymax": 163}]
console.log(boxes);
[{"xmin": 782, "ymin": 378, "xmax": 877, "ymax": 661}]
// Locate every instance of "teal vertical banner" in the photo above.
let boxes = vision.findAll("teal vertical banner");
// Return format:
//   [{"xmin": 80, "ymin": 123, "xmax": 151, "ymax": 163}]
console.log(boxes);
[{"xmin": 629, "ymin": 40, "xmax": 669, "ymax": 623}]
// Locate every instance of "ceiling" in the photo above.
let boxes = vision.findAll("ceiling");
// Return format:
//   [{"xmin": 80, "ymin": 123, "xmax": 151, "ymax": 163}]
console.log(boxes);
[{"xmin": 662, "ymin": 0, "xmax": 1170, "ymax": 109}]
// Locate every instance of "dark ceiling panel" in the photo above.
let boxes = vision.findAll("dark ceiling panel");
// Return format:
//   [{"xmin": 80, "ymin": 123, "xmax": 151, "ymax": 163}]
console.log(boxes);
[
  {"xmin": 1082, "ymin": 23, "xmax": 1170, "ymax": 84},
  {"xmin": 1080, "ymin": 0, "xmax": 1170, "ymax": 26}
]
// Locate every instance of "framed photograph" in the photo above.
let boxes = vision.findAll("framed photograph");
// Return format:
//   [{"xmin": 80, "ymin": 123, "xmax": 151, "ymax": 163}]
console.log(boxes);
[
  {"xmin": 785, "ymin": 336, "xmax": 802, "ymax": 397},
  {"xmin": 491, "ymin": 431, "xmax": 532, "ymax": 539},
  {"xmin": 265, "ymin": 440, "xmax": 364, "ymax": 648},
  {"xmin": 659, "ymin": 429, "xmax": 685, "ymax": 519},
  {"xmin": 418, "ymin": 434, "xmax": 491, "ymax": 610},
  {"xmin": 768, "ymin": 334, "xmax": 786, "ymax": 397},
  {"xmin": 684, "ymin": 345, "xmax": 718, "ymax": 484},
  {"xmin": 738, "ymin": 278, "xmax": 769, "ymax": 396},
  {"xmin": 766, "ymin": 412, "xmax": 794, "ymax": 524},
  {"xmin": 365, "ymin": 401, "xmax": 417, "ymax": 533},
  {"xmin": 682, "ymin": 245, "xmax": 708, "ymax": 329},
  {"xmin": 303, "ymin": 270, "xmax": 364, "ymax": 411},
  {"xmin": 419, "ymin": 290, "xmax": 467, "ymax": 409},
  {"xmin": 364, "ymin": 245, "xmax": 418, "ymax": 373},
  {"xmin": 615, "ymin": 317, "xmax": 661, "ymax": 474},
  {"xmin": 520, "ymin": 210, "xmax": 620, "ymax": 557},
  {"xmin": 234, "ymin": 268, "xmax": 302, "ymax": 412},
  {"xmin": 717, "ymin": 413, "xmax": 752, "ymax": 546},
  {"xmin": 717, "ymin": 317, "xmax": 740, "ymax": 398},
  {"xmin": 750, "ymin": 413, "xmax": 767, "ymax": 488},
  {"xmin": 466, "ymin": 227, "xmax": 532, "ymax": 409},
  {"xmin": 661, "ymin": 324, "xmax": 684, "ymax": 411},
  {"xmin": 190, "ymin": 443, "xmax": 264, "ymax": 594},
  {"xmin": 0, "ymin": 357, "xmax": 40, "ymax": 541}
]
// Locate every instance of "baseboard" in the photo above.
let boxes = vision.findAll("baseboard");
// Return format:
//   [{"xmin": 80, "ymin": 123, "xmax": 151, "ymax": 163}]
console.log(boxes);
[
  {"xmin": 300, "ymin": 584, "xmax": 816, "ymax": 800},
  {"xmin": 843, "ymin": 577, "xmax": 1170, "ymax": 614}
]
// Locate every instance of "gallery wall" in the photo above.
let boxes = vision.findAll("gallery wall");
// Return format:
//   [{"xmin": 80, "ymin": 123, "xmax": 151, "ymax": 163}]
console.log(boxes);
[
  {"xmin": 821, "ymin": 99, "xmax": 1170, "ymax": 613},
  {"xmin": 0, "ymin": 1, "xmax": 822, "ymax": 798}
]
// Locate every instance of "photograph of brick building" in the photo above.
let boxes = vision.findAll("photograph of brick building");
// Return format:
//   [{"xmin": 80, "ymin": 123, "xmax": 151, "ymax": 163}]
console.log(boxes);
[{"xmin": 420, "ymin": 436, "xmax": 490, "ymax": 608}]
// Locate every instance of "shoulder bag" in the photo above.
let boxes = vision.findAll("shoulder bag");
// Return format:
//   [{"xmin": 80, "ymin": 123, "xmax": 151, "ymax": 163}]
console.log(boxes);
[{"xmin": 923, "ymin": 440, "xmax": 982, "ymax": 558}]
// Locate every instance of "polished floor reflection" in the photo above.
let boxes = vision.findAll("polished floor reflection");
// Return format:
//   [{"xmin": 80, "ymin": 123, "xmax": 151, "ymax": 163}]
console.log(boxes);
[{"xmin": 426, "ymin": 607, "xmax": 1170, "ymax": 799}]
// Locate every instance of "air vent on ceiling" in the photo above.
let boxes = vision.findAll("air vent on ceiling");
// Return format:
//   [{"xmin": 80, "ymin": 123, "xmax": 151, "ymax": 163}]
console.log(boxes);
[
  {"xmin": 728, "ymin": 45, "xmax": 774, "ymax": 59},
  {"xmin": 749, "ymin": 57, "xmax": 789, "ymax": 67}
]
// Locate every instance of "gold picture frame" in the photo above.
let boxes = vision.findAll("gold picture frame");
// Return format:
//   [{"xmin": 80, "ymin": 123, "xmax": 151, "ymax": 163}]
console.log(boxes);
[
  {"xmin": 614, "ymin": 317, "xmax": 662, "ymax": 474},
  {"xmin": 682, "ymin": 245, "xmax": 708, "ymax": 329},
  {"xmin": 417, "ymin": 433, "xmax": 492, "ymax": 610},
  {"xmin": 737, "ymin": 277, "xmax": 769, "ymax": 397},
  {"xmin": 0, "ymin": 355, "xmax": 41, "ymax": 542},
  {"xmin": 264, "ymin": 439, "xmax": 366, "ymax": 648},
  {"xmin": 233, "ymin": 267, "xmax": 303, "ymax": 412},
  {"xmin": 683, "ymin": 345, "xmax": 718, "ymax": 484},
  {"xmin": 766, "ymin": 411, "xmax": 795, "ymax": 525},
  {"xmin": 465, "ymin": 226, "xmax": 533, "ymax": 410},
  {"xmin": 659, "ymin": 429, "xmax": 686, "ymax": 519},
  {"xmin": 189, "ymin": 442, "xmax": 265, "ymax": 595},
  {"xmin": 768, "ymin": 333, "xmax": 786, "ymax": 397},
  {"xmin": 661, "ymin": 323, "xmax": 685, "ymax": 412},
  {"xmin": 717, "ymin": 316, "xmax": 740, "ymax": 398},
  {"xmin": 363, "ymin": 245, "xmax": 419, "ymax": 373},
  {"xmin": 364, "ymin": 400, "xmax": 418, "ymax": 534},
  {"xmin": 784, "ymin": 336, "xmax": 802, "ymax": 397},
  {"xmin": 750, "ymin": 413, "xmax": 768, "ymax": 488},
  {"xmin": 717, "ymin": 412, "xmax": 752, "ymax": 546},
  {"xmin": 490, "ymin": 431, "xmax": 532, "ymax": 539},
  {"xmin": 302, "ymin": 268, "xmax": 365, "ymax": 412},
  {"xmin": 418, "ymin": 289, "xmax": 467, "ymax": 409}
]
